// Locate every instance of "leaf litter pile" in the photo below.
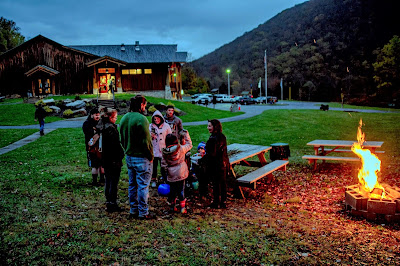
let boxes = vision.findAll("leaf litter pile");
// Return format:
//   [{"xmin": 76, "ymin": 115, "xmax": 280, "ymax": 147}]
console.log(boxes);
[{"xmin": 167, "ymin": 162, "xmax": 400, "ymax": 264}]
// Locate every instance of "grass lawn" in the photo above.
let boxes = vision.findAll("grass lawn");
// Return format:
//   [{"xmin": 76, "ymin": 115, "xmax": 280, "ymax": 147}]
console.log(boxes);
[
  {"xmin": 315, "ymin": 102, "xmax": 400, "ymax": 112},
  {"xmin": 1, "ymin": 108, "xmax": 399, "ymax": 264},
  {"xmin": 0, "ymin": 104, "xmax": 62, "ymax": 126},
  {"xmin": 0, "ymin": 129, "xmax": 38, "ymax": 148}
]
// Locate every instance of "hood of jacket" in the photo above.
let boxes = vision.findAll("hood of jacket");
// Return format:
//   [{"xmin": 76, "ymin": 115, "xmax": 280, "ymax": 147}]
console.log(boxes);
[
  {"xmin": 162, "ymin": 144, "xmax": 181, "ymax": 165},
  {"xmin": 151, "ymin": 110, "xmax": 165, "ymax": 126}
]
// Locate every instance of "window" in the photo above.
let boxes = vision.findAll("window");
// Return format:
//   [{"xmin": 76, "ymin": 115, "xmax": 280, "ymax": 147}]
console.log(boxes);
[
  {"xmin": 122, "ymin": 69, "xmax": 143, "ymax": 75},
  {"xmin": 144, "ymin": 69, "xmax": 152, "ymax": 74}
]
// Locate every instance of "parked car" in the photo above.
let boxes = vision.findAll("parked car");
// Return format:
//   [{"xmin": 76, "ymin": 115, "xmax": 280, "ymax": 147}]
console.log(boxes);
[
  {"xmin": 255, "ymin": 96, "xmax": 266, "ymax": 104},
  {"xmin": 230, "ymin": 96, "xmax": 241, "ymax": 103},
  {"xmin": 191, "ymin": 93, "xmax": 212, "ymax": 99},
  {"xmin": 192, "ymin": 95, "xmax": 212, "ymax": 104},
  {"xmin": 239, "ymin": 96, "xmax": 256, "ymax": 105},
  {"xmin": 215, "ymin": 94, "xmax": 231, "ymax": 103},
  {"xmin": 267, "ymin": 96, "xmax": 278, "ymax": 104}
]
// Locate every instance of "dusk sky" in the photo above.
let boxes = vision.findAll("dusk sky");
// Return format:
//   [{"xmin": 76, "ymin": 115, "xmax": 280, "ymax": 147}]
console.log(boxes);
[{"xmin": 1, "ymin": 0, "xmax": 306, "ymax": 60}]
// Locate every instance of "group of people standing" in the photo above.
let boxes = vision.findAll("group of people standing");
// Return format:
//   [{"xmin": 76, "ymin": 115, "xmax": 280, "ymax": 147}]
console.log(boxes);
[{"xmin": 82, "ymin": 95, "xmax": 230, "ymax": 220}]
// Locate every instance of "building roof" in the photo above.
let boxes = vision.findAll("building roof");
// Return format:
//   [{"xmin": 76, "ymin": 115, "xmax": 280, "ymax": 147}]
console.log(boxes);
[
  {"xmin": 25, "ymin": 65, "xmax": 60, "ymax": 76},
  {"xmin": 68, "ymin": 43, "xmax": 188, "ymax": 64}
]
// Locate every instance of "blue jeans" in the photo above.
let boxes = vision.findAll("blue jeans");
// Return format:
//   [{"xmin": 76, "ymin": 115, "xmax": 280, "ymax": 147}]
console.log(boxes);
[
  {"xmin": 39, "ymin": 120, "xmax": 45, "ymax": 133},
  {"xmin": 126, "ymin": 156, "xmax": 152, "ymax": 217}
]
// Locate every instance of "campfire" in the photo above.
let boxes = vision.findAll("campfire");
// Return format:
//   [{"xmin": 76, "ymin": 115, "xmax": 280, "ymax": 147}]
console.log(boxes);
[{"xmin": 345, "ymin": 119, "xmax": 400, "ymax": 222}]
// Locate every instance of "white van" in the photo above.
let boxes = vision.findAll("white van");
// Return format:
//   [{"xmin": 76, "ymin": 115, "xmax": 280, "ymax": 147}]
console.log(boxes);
[{"xmin": 215, "ymin": 94, "xmax": 231, "ymax": 103}]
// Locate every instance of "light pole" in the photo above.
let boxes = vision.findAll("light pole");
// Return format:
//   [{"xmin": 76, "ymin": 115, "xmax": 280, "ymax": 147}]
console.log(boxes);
[{"xmin": 226, "ymin": 69, "xmax": 231, "ymax": 96}]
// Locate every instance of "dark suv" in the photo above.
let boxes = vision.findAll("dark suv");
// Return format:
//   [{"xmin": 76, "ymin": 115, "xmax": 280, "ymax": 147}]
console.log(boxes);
[{"xmin": 239, "ymin": 96, "xmax": 255, "ymax": 105}]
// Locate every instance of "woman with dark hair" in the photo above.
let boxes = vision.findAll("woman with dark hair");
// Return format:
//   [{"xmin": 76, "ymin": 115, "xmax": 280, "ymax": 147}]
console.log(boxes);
[
  {"xmin": 204, "ymin": 119, "xmax": 230, "ymax": 209},
  {"xmin": 101, "ymin": 109, "xmax": 125, "ymax": 212}
]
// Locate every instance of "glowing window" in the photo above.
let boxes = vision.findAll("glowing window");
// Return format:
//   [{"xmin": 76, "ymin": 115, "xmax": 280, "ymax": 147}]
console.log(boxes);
[
  {"xmin": 144, "ymin": 69, "xmax": 152, "ymax": 74},
  {"xmin": 130, "ymin": 69, "xmax": 137, "ymax": 74},
  {"xmin": 136, "ymin": 69, "xmax": 142, "ymax": 74},
  {"xmin": 122, "ymin": 69, "xmax": 129, "ymax": 75}
]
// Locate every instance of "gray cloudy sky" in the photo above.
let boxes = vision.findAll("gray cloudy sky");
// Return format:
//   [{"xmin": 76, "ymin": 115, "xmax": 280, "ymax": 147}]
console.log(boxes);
[{"xmin": 1, "ymin": 0, "xmax": 306, "ymax": 60}]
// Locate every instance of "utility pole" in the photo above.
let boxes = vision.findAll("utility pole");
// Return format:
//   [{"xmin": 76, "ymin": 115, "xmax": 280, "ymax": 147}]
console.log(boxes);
[{"xmin": 264, "ymin": 50, "xmax": 268, "ymax": 103}]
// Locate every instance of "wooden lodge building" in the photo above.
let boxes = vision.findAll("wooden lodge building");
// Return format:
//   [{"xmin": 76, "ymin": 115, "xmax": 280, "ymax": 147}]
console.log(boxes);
[{"xmin": 0, "ymin": 35, "xmax": 188, "ymax": 99}]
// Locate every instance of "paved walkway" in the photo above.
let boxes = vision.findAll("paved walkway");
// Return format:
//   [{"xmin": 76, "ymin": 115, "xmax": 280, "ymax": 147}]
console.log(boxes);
[{"xmin": 0, "ymin": 101, "xmax": 398, "ymax": 155}]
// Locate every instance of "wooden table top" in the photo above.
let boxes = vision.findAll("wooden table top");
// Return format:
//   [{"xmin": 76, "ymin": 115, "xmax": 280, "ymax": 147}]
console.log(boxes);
[
  {"xmin": 306, "ymin": 139, "xmax": 384, "ymax": 148},
  {"xmin": 227, "ymin": 143, "xmax": 271, "ymax": 165}
]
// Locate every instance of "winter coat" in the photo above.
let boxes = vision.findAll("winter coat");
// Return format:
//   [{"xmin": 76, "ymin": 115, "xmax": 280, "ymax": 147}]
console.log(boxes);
[
  {"xmin": 150, "ymin": 110, "xmax": 172, "ymax": 158},
  {"xmin": 164, "ymin": 114, "xmax": 183, "ymax": 139},
  {"xmin": 161, "ymin": 131, "xmax": 193, "ymax": 182},
  {"xmin": 204, "ymin": 132, "xmax": 230, "ymax": 177},
  {"xmin": 35, "ymin": 106, "xmax": 46, "ymax": 122},
  {"xmin": 101, "ymin": 118, "xmax": 125, "ymax": 168},
  {"xmin": 82, "ymin": 116, "xmax": 99, "ymax": 151}
]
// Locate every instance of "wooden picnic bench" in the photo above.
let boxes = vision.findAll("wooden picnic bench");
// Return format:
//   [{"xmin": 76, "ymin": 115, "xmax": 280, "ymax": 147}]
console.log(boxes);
[
  {"xmin": 302, "ymin": 139, "xmax": 384, "ymax": 170},
  {"xmin": 228, "ymin": 143, "xmax": 289, "ymax": 198}
]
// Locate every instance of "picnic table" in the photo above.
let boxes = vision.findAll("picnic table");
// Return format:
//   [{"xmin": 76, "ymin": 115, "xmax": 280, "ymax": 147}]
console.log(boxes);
[
  {"xmin": 228, "ymin": 143, "xmax": 288, "ymax": 198},
  {"xmin": 302, "ymin": 139, "xmax": 384, "ymax": 170}
]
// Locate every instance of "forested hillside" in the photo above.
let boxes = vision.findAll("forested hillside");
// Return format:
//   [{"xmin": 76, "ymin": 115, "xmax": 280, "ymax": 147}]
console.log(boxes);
[{"xmin": 189, "ymin": 0, "xmax": 400, "ymax": 105}]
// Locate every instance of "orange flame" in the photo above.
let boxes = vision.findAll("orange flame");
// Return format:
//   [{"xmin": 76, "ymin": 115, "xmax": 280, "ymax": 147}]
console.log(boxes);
[{"xmin": 351, "ymin": 119, "xmax": 384, "ymax": 199}]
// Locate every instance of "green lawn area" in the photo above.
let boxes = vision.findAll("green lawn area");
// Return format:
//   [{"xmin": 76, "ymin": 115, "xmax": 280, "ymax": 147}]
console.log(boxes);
[
  {"xmin": 0, "ymin": 129, "xmax": 38, "ymax": 148},
  {"xmin": 315, "ymin": 102, "xmax": 400, "ymax": 112},
  {"xmin": 0, "ymin": 104, "xmax": 63, "ymax": 126},
  {"xmin": 1, "ymin": 107, "xmax": 399, "ymax": 264}
]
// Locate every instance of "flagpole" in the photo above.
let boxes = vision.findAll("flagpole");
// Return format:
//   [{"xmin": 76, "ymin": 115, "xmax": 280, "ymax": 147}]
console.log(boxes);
[{"xmin": 264, "ymin": 50, "xmax": 267, "ymax": 103}]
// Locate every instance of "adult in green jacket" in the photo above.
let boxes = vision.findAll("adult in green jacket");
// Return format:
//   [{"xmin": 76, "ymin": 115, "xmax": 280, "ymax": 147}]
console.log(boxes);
[{"xmin": 120, "ymin": 95, "xmax": 154, "ymax": 220}]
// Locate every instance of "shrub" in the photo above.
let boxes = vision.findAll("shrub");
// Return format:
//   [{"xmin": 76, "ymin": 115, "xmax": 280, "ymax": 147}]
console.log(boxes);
[
  {"xmin": 148, "ymin": 106, "xmax": 157, "ymax": 114},
  {"xmin": 35, "ymin": 100, "xmax": 44, "ymax": 106},
  {"xmin": 55, "ymin": 100, "xmax": 64, "ymax": 108},
  {"xmin": 63, "ymin": 109, "xmax": 73, "ymax": 117},
  {"xmin": 43, "ymin": 106, "xmax": 53, "ymax": 113}
]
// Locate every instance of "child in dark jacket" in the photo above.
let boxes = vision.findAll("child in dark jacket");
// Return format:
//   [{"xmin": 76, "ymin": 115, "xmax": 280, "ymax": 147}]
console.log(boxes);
[{"xmin": 162, "ymin": 131, "xmax": 192, "ymax": 214}]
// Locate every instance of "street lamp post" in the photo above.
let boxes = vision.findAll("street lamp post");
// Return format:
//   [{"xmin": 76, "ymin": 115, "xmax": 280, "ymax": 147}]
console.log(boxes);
[{"xmin": 226, "ymin": 69, "xmax": 231, "ymax": 96}]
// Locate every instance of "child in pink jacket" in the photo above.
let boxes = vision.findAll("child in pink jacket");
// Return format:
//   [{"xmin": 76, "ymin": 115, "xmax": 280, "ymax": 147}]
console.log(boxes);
[{"xmin": 162, "ymin": 131, "xmax": 192, "ymax": 213}]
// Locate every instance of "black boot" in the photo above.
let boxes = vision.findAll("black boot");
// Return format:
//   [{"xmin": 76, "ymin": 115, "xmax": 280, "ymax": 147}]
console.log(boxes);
[{"xmin": 92, "ymin": 174, "xmax": 98, "ymax": 186}]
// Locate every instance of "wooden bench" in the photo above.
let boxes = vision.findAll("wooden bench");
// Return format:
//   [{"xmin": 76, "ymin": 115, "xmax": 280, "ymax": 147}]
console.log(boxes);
[
  {"xmin": 302, "ymin": 155, "xmax": 360, "ymax": 170},
  {"xmin": 236, "ymin": 160, "xmax": 289, "ymax": 198},
  {"xmin": 319, "ymin": 148, "xmax": 385, "ymax": 154}
]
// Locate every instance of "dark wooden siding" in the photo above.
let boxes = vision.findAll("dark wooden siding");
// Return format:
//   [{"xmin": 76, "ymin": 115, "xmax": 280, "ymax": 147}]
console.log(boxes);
[{"xmin": 0, "ymin": 36, "xmax": 97, "ymax": 96}]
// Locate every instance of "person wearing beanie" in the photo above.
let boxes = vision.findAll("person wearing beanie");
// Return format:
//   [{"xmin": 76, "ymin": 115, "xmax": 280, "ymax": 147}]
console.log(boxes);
[
  {"xmin": 162, "ymin": 132, "xmax": 193, "ymax": 214},
  {"xmin": 149, "ymin": 110, "xmax": 172, "ymax": 187}
]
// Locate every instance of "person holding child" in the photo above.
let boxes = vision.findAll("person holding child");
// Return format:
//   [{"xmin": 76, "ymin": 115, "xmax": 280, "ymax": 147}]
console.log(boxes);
[
  {"xmin": 203, "ymin": 119, "xmax": 230, "ymax": 209},
  {"xmin": 100, "ymin": 109, "xmax": 125, "ymax": 212},
  {"xmin": 162, "ymin": 131, "xmax": 193, "ymax": 214},
  {"xmin": 149, "ymin": 110, "xmax": 172, "ymax": 188}
]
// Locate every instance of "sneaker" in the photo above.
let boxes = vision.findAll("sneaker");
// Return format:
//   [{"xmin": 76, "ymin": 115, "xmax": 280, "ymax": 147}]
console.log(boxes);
[
  {"xmin": 129, "ymin": 212, "xmax": 138, "ymax": 219},
  {"xmin": 138, "ymin": 213, "xmax": 156, "ymax": 220},
  {"xmin": 180, "ymin": 208, "xmax": 187, "ymax": 214}
]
